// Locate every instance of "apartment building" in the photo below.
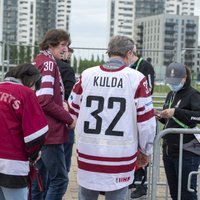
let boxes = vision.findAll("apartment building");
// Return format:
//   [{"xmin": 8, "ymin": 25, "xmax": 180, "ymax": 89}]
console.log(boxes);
[
  {"xmin": 107, "ymin": 0, "xmax": 135, "ymax": 38},
  {"xmin": 165, "ymin": 0, "xmax": 195, "ymax": 16},
  {"xmin": 135, "ymin": 14, "xmax": 199, "ymax": 79},
  {"xmin": 0, "ymin": 0, "xmax": 71, "ymax": 45},
  {"xmin": 107, "ymin": 0, "xmax": 165, "ymax": 39},
  {"xmin": 107, "ymin": 0, "xmax": 199, "ymax": 79},
  {"xmin": 56, "ymin": 0, "xmax": 71, "ymax": 30}
]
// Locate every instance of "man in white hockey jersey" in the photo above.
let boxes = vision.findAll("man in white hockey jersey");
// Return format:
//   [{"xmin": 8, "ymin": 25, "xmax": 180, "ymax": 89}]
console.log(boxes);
[{"xmin": 68, "ymin": 35, "xmax": 156, "ymax": 200}]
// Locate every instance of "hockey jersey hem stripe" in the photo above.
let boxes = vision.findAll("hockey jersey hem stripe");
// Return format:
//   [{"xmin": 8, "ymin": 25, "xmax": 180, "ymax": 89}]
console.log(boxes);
[
  {"xmin": 78, "ymin": 160, "xmax": 136, "ymax": 173},
  {"xmin": 24, "ymin": 125, "xmax": 48, "ymax": 143},
  {"xmin": 78, "ymin": 150, "xmax": 137, "ymax": 162}
]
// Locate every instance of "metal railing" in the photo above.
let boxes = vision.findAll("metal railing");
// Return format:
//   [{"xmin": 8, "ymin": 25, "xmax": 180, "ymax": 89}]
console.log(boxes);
[{"xmin": 151, "ymin": 128, "xmax": 200, "ymax": 200}]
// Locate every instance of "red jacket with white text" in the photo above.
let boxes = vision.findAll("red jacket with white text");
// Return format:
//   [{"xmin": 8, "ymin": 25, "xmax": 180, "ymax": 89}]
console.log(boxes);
[{"xmin": 0, "ymin": 80, "xmax": 48, "ymax": 188}]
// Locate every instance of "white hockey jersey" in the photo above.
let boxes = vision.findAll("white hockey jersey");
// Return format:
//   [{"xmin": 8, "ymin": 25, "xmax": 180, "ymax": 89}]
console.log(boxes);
[{"xmin": 68, "ymin": 64, "xmax": 156, "ymax": 191}]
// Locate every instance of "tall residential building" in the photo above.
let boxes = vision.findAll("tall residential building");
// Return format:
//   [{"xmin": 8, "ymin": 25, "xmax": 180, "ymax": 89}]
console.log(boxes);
[
  {"xmin": 107, "ymin": 0, "xmax": 135, "ymax": 38},
  {"xmin": 2, "ymin": 0, "xmax": 18, "ymax": 43},
  {"xmin": 107, "ymin": 0, "xmax": 165, "ymax": 39},
  {"xmin": 165, "ymin": 0, "xmax": 195, "ymax": 16},
  {"xmin": 108, "ymin": 0, "xmax": 196, "ymax": 40},
  {"xmin": 56, "ymin": 0, "xmax": 71, "ymax": 30},
  {"xmin": 17, "ymin": 0, "xmax": 36, "ymax": 45},
  {"xmin": 135, "ymin": 0, "xmax": 165, "ymax": 18},
  {"xmin": 135, "ymin": 14, "xmax": 199, "ymax": 79},
  {"xmin": 35, "ymin": 0, "xmax": 57, "ymax": 45},
  {"xmin": 0, "ymin": 0, "xmax": 71, "ymax": 45}
]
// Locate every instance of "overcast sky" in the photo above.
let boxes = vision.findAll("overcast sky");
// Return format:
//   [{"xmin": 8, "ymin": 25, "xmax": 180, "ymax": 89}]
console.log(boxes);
[
  {"xmin": 70, "ymin": 0, "xmax": 108, "ymax": 48},
  {"xmin": 70, "ymin": 0, "xmax": 200, "ymax": 48}
]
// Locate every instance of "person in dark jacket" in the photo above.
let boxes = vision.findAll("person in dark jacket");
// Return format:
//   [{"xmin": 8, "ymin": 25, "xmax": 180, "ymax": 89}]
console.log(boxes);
[
  {"xmin": 130, "ymin": 52, "xmax": 155, "ymax": 95},
  {"xmin": 155, "ymin": 62, "xmax": 200, "ymax": 200},
  {"xmin": 56, "ymin": 48, "xmax": 76, "ymax": 173},
  {"xmin": 129, "ymin": 51, "xmax": 155, "ymax": 198}
]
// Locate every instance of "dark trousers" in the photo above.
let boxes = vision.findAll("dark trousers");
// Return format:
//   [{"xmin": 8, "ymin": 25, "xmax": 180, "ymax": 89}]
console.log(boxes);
[
  {"xmin": 163, "ymin": 150, "xmax": 200, "ymax": 200},
  {"xmin": 32, "ymin": 144, "xmax": 68, "ymax": 200},
  {"xmin": 64, "ymin": 129, "xmax": 74, "ymax": 172}
]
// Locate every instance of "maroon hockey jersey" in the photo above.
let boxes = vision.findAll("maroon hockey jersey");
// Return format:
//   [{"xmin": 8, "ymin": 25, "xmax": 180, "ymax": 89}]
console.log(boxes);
[
  {"xmin": 0, "ymin": 80, "xmax": 48, "ymax": 188},
  {"xmin": 33, "ymin": 51, "xmax": 73, "ymax": 144}
]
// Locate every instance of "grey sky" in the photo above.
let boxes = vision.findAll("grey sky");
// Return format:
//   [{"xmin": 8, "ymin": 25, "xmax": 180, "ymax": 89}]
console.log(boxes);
[
  {"xmin": 70, "ymin": 0, "xmax": 200, "ymax": 48},
  {"xmin": 70, "ymin": 0, "xmax": 108, "ymax": 48}
]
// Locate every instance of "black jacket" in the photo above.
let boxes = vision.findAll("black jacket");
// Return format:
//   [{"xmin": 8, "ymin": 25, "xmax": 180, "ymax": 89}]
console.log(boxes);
[
  {"xmin": 130, "ymin": 57, "xmax": 155, "ymax": 94},
  {"xmin": 160, "ymin": 84, "xmax": 200, "ymax": 155},
  {"xmin": 56, "ymin": 59, "xmax": 76, "ymax": 100}
]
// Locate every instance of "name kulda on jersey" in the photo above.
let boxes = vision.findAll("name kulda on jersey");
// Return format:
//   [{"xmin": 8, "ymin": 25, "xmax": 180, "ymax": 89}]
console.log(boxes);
[{"xmin": 93, "ymin": 76, "xmax": 123, "ymax": 88}]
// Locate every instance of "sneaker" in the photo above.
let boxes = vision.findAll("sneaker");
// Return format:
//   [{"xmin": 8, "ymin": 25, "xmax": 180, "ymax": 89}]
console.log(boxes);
[
  {"xmin": 99, "ymin": 191, "xmax": 105, "ymax": 195},
  {"xmin": 131, "ymin": 186, "xmax": 147, "ymax": 199}
]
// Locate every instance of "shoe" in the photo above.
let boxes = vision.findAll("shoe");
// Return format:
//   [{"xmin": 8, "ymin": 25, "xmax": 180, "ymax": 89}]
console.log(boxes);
[
  {"xmin": 99, "ymin": 191, "xmax": 105, "ymax": 195},
  {"xmin": 131, "ymin": 186, "xmax": 147, "ymax": 199}
]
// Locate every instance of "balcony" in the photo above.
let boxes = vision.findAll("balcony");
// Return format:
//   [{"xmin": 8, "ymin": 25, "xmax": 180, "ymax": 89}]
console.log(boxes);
[
  {"xmin": 185, "ymin": 39, "xmax": 195, "ymax": 44},
  {"xmin": 164, "ymin": 38, "xmax": 175, "ymax": 43},
  {"xmin": 186, "ymin": 23, "xmax": 196, "ymax": 28},
  {"xmin": 165, "ymin": 30, "xmax": 175, "ymax": 35},
  {"xmin": 165, "ymin": 22, "xmax": 176, "ymax": 27},
  {"xmin": 184, "ymin": 54, "xmax": 194, "ymax": 59},
  {"xmin": 137, "ymin": 32, "xmax": 143, "ymax": 37},
  {"xmin": 137, "ymin": 39, "xmax": 143, "ymax": 44},
  {"xmin": 137, "ymin": 25, "xmax": 143, "ymax": 29},
  {"xmin": 164, "ymin": 53, "xmax": 173, "ymax": 59},
  {"xmin": 185, "ymin": 44, "xmax": 195, "ymax": 48},
  {"xmin": 184, "ymin": 61, "xmax": 194, "ymax": 66},
  {"xmin": 164, "ymin": 45, "xmax": 174, "ymax": 50},
  {"xmin": 185, "ymin": 30, "xmax": 196, "ymax": 36}
]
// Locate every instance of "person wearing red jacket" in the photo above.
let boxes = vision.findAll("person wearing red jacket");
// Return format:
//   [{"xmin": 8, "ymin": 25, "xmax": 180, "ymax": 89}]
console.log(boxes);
[
  {"xmin": 0, "ymin": 63, "xmax": 48, "ymax": 200},
  {"xmin": 32, "ymin": 29, "xmax": 75, "ymax": 200}
]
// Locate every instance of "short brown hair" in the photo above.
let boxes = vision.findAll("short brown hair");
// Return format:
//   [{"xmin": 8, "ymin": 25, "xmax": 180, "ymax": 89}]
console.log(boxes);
[{"xmin": 39, "ymin": 29, "xmax": 71, "ymax": 50}]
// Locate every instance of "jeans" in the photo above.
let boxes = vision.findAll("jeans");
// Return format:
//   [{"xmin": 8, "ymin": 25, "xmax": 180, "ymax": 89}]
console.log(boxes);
[
  {"xmin": 163, "ymin": 149, "xmax": 200, "ymax": 200},
  {"xmin": 32, "ymin": 144, "xmax": 68, "ymax": 200},
  {"xmin": 64, "ymin": 129, "xmax": 74, "ymax": 172},
  {"xmin": 0, "ymin": 186, "xmax": 28, "ymax": 200},
  {"xmin": 78, "ymin": 186, "xmax": 128, "ymax": 200}
]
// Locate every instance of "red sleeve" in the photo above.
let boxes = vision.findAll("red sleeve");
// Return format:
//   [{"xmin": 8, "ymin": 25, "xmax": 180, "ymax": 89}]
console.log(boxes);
[
  {"xmin": 22, "ymin": 89, "xmax": 48, "ymax": 161},
  {"xmin": 34, "ymin": 56, "xmax": 73, "ymax": 125}
]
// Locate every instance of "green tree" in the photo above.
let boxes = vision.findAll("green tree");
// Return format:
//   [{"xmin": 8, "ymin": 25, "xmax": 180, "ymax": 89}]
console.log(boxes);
[
  {"xmin": 25, "ymin": 45, "xmax": 32, "ymax": 63},
  {"xmin": 19, "ymin": 45, "xmax": 25, "ymax": 63},
  {"xmin": 34, "ymin": 42, "xmax": 39, "ymax": 58},
  {"xmin": 10, "ymin": 44, "xmax": 18, "ymax": 64}
]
